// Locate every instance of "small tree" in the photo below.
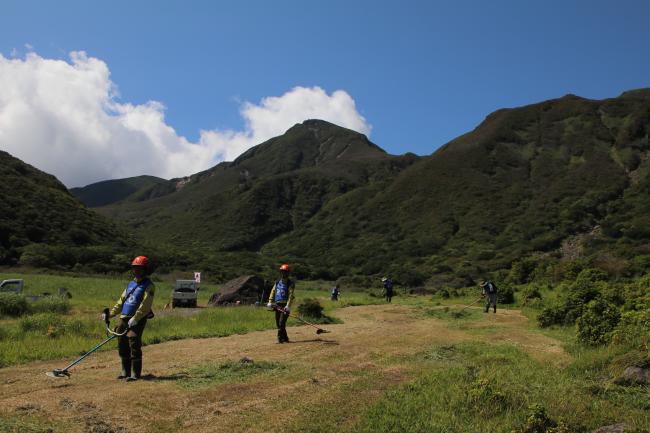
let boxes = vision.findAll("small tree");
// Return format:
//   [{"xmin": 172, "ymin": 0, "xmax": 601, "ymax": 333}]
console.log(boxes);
[{"xmin": 576, "ymin": 298, "xmax": 620, "ymax": 345}]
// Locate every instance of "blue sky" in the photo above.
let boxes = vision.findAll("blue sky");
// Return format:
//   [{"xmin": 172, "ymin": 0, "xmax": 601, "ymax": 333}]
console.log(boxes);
[{"xmin": 1, "ymin": 0, "xmax": 650, "ymax": 185}]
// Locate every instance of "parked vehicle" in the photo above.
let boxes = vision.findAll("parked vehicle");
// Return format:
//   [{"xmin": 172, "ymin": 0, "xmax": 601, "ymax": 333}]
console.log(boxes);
[
  {"xmin": 0, "ymin": 279, "xmax": 24, "ymax": 293},
  {"xmin": 172, "ymin": 280, "xmax": 199, "ymax": 307}
]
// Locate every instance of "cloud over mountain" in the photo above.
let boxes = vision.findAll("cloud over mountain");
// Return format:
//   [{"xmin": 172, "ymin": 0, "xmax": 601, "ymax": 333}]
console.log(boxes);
[{"xmin": 0, "ymin": 51, "xmax": 371, "ymax": 187}]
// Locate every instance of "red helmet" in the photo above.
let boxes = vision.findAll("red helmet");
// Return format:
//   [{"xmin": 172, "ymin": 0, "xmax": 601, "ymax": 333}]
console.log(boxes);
[
  {"xmin": 279, "ymin": 263, "xmax": 290, "ymax": 272},
  {"xmin": 131, "ymin": 256, "xmax": 149, "ymax": 267}
]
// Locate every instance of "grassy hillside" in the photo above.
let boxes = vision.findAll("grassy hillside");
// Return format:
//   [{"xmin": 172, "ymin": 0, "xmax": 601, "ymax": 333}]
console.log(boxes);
[
  {"xmin": 97, "ymin": 120, "xmax": 418, "ymax": 253},
  {"xmin": 265, "ymin": 91, "xmax": 650, "ymax": 284},
  {"xmin": 70, "ymin": 175, "xmax": 168, "ymax": 207},
  {"xmin": 8, "ymin": 91, "xmax": 650, "ymax": 284},
  {"xmin": 0, "ymin": 151, "xmax": 132, "ymax": 269}
]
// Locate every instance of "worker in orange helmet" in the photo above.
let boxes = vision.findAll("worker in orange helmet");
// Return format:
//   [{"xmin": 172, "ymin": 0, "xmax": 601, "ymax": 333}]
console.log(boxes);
[
  {"xmin": 101, "ymin": 256, "xmax": 155, "ymax": 381},
  {"xmin": 267, "ymin": 263, "xmax": 296, "ymax": 343}
]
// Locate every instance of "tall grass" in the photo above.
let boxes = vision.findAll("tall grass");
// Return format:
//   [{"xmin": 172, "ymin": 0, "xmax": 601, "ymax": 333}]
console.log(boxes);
[{"xmin": 352, "ymin": 342, "xmax": 650, "ymax": 433}]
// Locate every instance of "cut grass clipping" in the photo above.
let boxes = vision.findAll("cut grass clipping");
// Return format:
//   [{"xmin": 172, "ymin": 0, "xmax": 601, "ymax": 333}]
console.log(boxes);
[{"xmin": 176, "ymin": 358, "xmax": 286, "ymax": 389}]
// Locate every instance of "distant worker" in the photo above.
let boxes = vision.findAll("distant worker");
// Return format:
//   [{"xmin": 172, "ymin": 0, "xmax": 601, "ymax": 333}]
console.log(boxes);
[
  {"xmin": 331, "ymin": 284, "xmax": 340, "ymax": 301},
  {"xmin": 382, "ymin": 277, "xmax": 394, "ymax": 303},
  {"xmin": 267, "ymin": 263, "xmax": 295, "ymax": 343},
  {"xmin": 480, "ymin": 280, "xmax": 498, "ymax": 313},
  {"xmin": 101, "ymin": 256, "xmax": 155, "ymax": 381}
]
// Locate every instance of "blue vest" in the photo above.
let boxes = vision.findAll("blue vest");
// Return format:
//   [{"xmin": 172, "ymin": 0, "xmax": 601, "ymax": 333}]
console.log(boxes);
[
  {"xmin": 121, "ymin": 278, "xmax": 151, "ymax": 316},
  {"xmin": 274, "ymin": 279, "xmax": 292, "ymax": 303}
]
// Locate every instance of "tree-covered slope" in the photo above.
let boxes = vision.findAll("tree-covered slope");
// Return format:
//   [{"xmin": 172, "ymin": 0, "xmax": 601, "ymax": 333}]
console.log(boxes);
[
  {"xmin": 0, "ymin": 151, "xmax": 131, "ymax": 267},
  {"xmin": 70, "ymin": 175, "xmax": 168, "ymax": 207}
]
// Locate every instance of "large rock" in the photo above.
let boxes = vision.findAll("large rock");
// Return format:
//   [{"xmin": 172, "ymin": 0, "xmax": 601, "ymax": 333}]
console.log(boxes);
[
  {"xmin": 208, "ymin": 275, "xmax": 267, "ymax": 306},
  {"xmin": 620, "ymin": 366, "xmax": 650, "ymax": 385}
]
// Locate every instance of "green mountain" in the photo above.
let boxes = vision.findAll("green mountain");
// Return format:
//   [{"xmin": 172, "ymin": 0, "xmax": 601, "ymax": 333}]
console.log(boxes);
[
  {"xmin": 265, "ymin": 90, "xmax": 650, "ymax": 284},
  {"xmin": 12, "ymin": 90, "xmax": 650, "ymax": 283},
  {"xmin": 70, "ymin": 175, "xmax": 168, "ymax": 207},
  {"xmin": 0, "ymin": 151, "xmax": 132, "ymax": 268},
  {"xmin": 87, "ymin": 90, "xmax": 650, "ymax": 283},
  {"xmin": 97, "ymin": 120, "xmax": 418, "ymax": 252}
]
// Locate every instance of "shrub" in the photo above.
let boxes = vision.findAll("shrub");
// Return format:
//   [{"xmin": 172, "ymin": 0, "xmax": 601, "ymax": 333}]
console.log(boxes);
[
  {"xmin": 0, "ymin": 293, "xmax": 29, "ymax": 317},
  {"xmin": 508, "ymin": 259, "xmax": 537, "ymax": 284},
  {"xmin": 497, "ymin": 286, "xmax": 515, "ymax": 304},
  {"xmin": 297, "ymin": 298, "xmax": 323, "ymax": 319},
  {"xmin": 610, "ymin": 308, "xmax": 650, "ymax": 350},
  {"xmin": 538, "ymin": 304, "xmax": 568, "ymax": 328},
  {"xmin": 522, "ymin": 287, "xmax": 543, "ymax": 306},
  {"xmin": 576, "ymin": 298, "xmax": 621, "ymax": 345},
  {"xmin": 514, "ymin": 404, "xmax": 570, "ymax": 433},
  {"xmin": 466, "ymin": 378, "xmax": 509, "ymax": 413}
]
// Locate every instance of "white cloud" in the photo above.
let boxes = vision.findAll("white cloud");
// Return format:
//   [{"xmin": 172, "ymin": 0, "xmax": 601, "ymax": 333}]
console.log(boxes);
[{"xmin": 0, "ymin": 51, "xmax": 371, "ymax": 187}]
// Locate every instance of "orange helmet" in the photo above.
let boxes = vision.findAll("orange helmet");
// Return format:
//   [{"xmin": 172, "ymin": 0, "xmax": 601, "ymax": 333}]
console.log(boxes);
[
  {"xmin": 131, "ymin": 256, "xmax": 149, "ymax": 267},
  {"xmin": 279, "ymin": 263, "xmax": 290, "ymax": 272}
]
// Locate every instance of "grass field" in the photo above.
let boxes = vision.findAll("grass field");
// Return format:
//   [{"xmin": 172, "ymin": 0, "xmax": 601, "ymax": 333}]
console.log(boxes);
[
  {"xmin": 0, "ymin": 272, "xmax": 405, "ymax": 367},
  {"xmin": 1, "ymin": 272, "xmax": 647, "ymax": 433}
]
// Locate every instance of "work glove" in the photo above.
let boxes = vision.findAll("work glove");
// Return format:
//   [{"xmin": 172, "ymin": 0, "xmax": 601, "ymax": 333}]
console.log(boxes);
[
  {"xmin": 267, "ymin": 302, "xmax": 273, "ymax": 310},
  {"xmin": 100, "ymin": 313, "xmax": 107, "ymax": 321},
  {"xmin": 283, "ymin": 306, "xmax": 290, "ymax": 313},
  {"xmin": 127, "ymin": 317, "xmax": 138, "ymax": 328}
]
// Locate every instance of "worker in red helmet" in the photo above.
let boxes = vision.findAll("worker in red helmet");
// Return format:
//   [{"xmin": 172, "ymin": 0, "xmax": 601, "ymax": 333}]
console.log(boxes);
[
  {"xmin": 267, "ymin": 263, "xmax": 295, "ymax": 343},
  {"xmin": 101, "ymin": 255, "xmax": 155, "ymax": 381}
]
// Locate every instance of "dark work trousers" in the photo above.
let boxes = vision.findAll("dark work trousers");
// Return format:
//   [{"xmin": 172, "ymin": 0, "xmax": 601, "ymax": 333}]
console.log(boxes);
[
  {"xmin": 385, "ymin": 291, "xmax": 393, "ymax": 303},
  {"xmin": 274, "ymin": 304, "xmax": 289, "ymax": 343},
  {"xmin": 485, "ymin": 293, "xmax": 497, "ymax": 313},
  {"xmin": 117, "ymin": 317, "xmax": 148, "ymax": 362}
]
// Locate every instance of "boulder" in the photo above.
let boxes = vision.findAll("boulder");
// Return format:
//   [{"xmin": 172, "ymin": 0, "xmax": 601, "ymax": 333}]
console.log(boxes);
[
  {"xmin": 208, "ymin": 275, "xmax": 267, "ymax": 306},
  {"xmin": 620, "ymin": 366, "xmax": 650, "ymax": 385}
]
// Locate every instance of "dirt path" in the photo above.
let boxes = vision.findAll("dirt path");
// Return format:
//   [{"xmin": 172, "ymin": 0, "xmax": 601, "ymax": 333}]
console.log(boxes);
[{"xmin": 0, "ymin": 305, "xmax": 567, "ymax": 433}]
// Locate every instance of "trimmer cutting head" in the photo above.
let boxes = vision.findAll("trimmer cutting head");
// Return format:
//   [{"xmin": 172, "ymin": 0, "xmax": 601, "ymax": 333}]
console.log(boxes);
[
  {"xmin": 316, "ymin": 329, "xmax": 330, "ymax": 334},
  {"xmin": 45, "ymin": 369, "xmax": 70, "ymax": 379}
]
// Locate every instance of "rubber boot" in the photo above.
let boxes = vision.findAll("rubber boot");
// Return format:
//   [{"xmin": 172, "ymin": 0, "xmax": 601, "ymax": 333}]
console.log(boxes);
[
  {"xmin": 118, "ymin": 358, "xmax": 131, "ymax": 379},
  {"xmin": 281, "ymin": 328, "xmax": 289, "ymax": 343},
  {"xmin": 277, "ymin": 329, "xmax": 284, "ymax": 344},
  {"xmin": 127, "ymin": 359, "xmax": 142, "ymax": 381},
  {"xmin": 493, "ymin": 306, "xmax": 497, "ymax": 313}
]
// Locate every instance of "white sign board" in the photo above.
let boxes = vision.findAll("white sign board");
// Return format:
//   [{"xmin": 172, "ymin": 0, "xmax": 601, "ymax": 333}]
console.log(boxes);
[{"xmin": 194, "ymin": 272, "xmax": 201, "ymax": 283}]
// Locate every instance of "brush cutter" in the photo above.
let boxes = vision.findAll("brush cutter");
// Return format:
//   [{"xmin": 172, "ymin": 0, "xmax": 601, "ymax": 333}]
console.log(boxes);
[
  {"xmin": 46, "ymin": 308, "xmax": 128, "ymax": 378},
  {"xmin": 272, "ymin": 305, "xmax": 330, "ymax": 334},
  {"xmin": 458, "ymin": 297, "xmax": 484, "ymax": 312}
]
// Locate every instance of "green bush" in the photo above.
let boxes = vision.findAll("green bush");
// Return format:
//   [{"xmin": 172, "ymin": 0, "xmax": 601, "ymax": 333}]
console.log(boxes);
[
  {"xmin": 514, "ymin": 404, "xmax": 570, "ymax": 433},
  {"xmin": 497, "ymin": 286, "xmax": 515, "ymax": 304},
  {"xmin": 0, "ymin": 293, "xmax": 29, "ymax": 316},
  {"xmin": 466, "ymin": 378, "xmax": 509, "ymax": 413},
  {"xmin": 576, "ymin": 298, "xmax": 621, "ymax": 345},
  {"xmin": 538, "ymin": 269, "xmax": 611, "ymax": 328},
  {"xmin": 297, "ymin": 298, "xmax": 323, "ymax": 319},
  {"xmin": 610, "ymin": 308, "xmax": 650, "ymax": 350},
  {"xmin": 537, "ymin": 304, "xmax": 568, "ymax": 328},
  {"xmin": 522, "ymin": 287, "xmax": 543, "ymax": 306}
]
